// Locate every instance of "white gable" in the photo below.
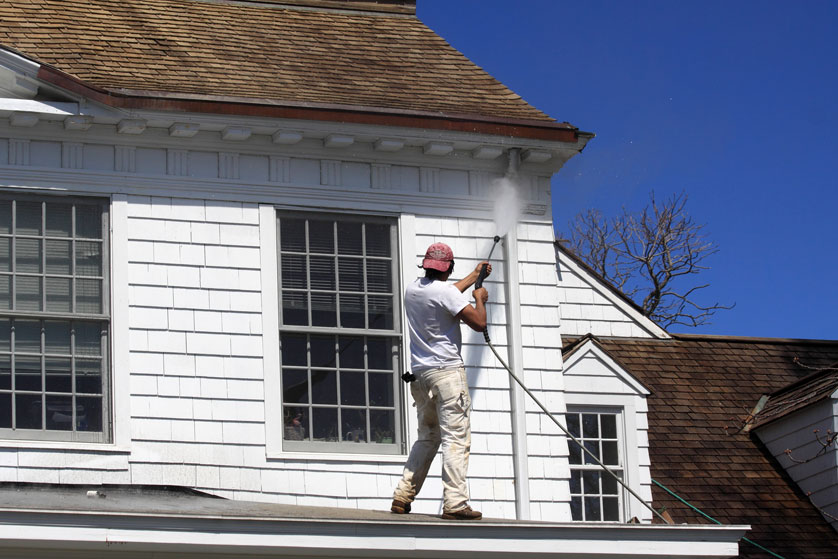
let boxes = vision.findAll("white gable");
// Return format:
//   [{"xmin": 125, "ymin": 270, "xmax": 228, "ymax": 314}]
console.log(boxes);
[{"xmin": 556, "ymin": 248, "xmax": 669, "ymax": 339}]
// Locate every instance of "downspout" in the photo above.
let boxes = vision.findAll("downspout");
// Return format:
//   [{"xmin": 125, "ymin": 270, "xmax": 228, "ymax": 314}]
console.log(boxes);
[{"xmin": 503, "ymin": 148, "xmax": 531, "ymax": 519}]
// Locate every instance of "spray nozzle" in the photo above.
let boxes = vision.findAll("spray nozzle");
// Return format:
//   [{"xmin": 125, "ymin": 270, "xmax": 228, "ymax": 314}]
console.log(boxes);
[{"xmin": 475, "ymin": 235, "xmax": 502, "ymax": 289}]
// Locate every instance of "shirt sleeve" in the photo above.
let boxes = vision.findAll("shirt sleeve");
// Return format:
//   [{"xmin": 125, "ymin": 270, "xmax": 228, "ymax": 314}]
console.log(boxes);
[{"xmin": 440, "ymin": 284, "xmax": 470, "ymax": 317}]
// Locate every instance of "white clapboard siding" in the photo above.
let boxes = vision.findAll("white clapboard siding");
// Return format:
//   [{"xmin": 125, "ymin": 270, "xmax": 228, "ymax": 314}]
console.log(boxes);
[{"xmin": 754, "ymin": 398, "xmax": 838, "ymax": 532}]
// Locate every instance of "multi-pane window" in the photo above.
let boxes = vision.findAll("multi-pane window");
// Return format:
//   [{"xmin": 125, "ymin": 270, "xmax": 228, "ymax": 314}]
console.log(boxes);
[
  {"xmin": 567, "ymin": 409, "xmax": 623, "ymax": 521},
  {"xmin": 0, "ymin": 195, "xmax": 109, "ymax": 442},
  {"xmin": 277, "ymin": 213, "xmax": 401, "ymax": 454}
]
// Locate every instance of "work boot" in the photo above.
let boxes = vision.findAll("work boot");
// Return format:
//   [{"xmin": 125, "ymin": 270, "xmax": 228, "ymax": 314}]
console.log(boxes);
[
  {"xmin": 441, "ymin": 505, "xmax": 482, "ymax": 520},
  {"xmin": 390, "ymin": 499, "xmax": 411, "ymax": 514}
]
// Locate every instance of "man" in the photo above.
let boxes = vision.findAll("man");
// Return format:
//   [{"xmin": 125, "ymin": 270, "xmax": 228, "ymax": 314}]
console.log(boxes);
[{"xmin": 391, "ymin": 242, "xmax": 491, "ymax": 520}]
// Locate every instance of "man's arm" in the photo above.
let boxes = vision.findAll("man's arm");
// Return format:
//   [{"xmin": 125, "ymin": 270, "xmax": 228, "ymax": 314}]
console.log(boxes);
[
  {"xmin": 457, "ymin": 287, "xmax": 488, "ymax": 332},
  {"xmin": 454, "ymin": 261, "xmax": 492, "ymax": 293}
]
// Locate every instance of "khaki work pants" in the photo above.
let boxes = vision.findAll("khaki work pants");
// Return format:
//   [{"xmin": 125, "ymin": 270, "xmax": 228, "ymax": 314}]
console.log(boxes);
[{"xmin": 393, "ymin": 365, "xmax": 472, "ymax": 513}]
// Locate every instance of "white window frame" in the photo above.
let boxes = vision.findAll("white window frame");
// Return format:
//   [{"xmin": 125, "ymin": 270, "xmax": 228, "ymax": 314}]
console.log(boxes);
[
  {"xmin": 261, "ymin": 205, "xmax": 408, "ymax": 460},
  {"xmin": 0, "ymin": 191, "xmax": 113, "ymax": 444}
]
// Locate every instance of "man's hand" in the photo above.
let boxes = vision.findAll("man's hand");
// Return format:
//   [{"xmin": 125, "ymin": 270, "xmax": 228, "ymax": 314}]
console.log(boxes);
[
  {"xmin": 454, "ymin": 261, "xmax": 492, "ymax": 292},
  {"xmin": 473, "ymin": 287, "xmax": 488, "ymax": 304},
  {"xmin": 457, "ymin": 286, "xmax": 489, "ymax": 332}
]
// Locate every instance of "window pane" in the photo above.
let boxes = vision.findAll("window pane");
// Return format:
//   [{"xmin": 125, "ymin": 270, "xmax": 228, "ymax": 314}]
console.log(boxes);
[
  {"xmin": 601, "ymin": 414, "xmax": 617, "ymax": 438},
  {"xmin": 16, "ymin": 201, "xmax": 42, "ymax": 236},
  {"xmin": 16, "ymin": 275, "xmax": 43, "ymax": 311},
  {"xmin": 338, "ymin": 257, "xmax": 363, "ymax": 291},
  {"xmin": 310, "ymin": 336, "xmax": 335, "ymax": 367},
  {"xmin": 310, "ymin": 292, "xmax": 336, "ymax": 327},
  {"xmin": 582, "ymin": 414, "xmax": 599, "ymax": 438},
  {"xmin": 0, "ymin": 355, "xmax": 10, "ymax": 390},
  {"xmin": 337, "ymin": 222, "xmax": 362, "ymax": 255},
  {"xmin": 584, "ymin": 440, "xmax": 600, "ymax": 464},
  {"xmin": 341, "ymin": 408, "xmax": 366, "ymax": 442},
  {"xmin": 75, "ymin": 359, "xmax": 102, "ymax": 394},
  {"xmin": 16, "ymin": 393, "xmax": 42, "ymax": 429},
  {"xmin": 75, "ymin": 322, "xmax": 102, "ymax": 356},
  {"xmin": 366, "ymin": 259, "xmax": 392, "ymax": 293},
  {"xmin": 75, "ymin": 241, "xmax": 102, "ymax": 276},
  {"xmin": 280, "ymin": 334, "xmax": 307, "ymax": 366},
  {"xmin": 76, "ymin": 396, "xmax": 102, "ymax": 431},
  {"xmin": 281, "ymin": 254, "xmax": 307, "ymax": 289},
  {"xmin": 367, "ymin": 338, "xmax": 391, "ymax": 370},
  {"xmin": 585, "ymin": 497, "xmax": 602, "ymax": 521},
  {"xmin": 282, "ymin": 291, "xmax": 308, "ymax": 325},
  {"xmin": 312, "ymin": 407, "xmax": 338, "ymax": 441},
  {"xmin": 0, "ymin": 393, "xmax": 10, "ymax": 428},
  {"xmin": 0, "ymin": 276, "xmax": 10, "ymax": 310},
  {"xmin": 568, "ymin": 440, "xmax": 582, "ymax": 464},
  {"xmin": 75, "ymin": 205, "xmax": 102, "ymax": 239},
  {"xmin": 45, "ymin": 321, "xmax": 71, "ymax": 354},
  {"xmin": 603, "ymin": 497, "xmax": 620, "ymax": 521},
  {"xmin": 45, "ymin": 239, "xmax": 71, "ymax": 274},
  {"xmin": 282, "ymin": 369, "xmax": 309, "ymax": 404},
  {"xmin": 45, "ymin": 394, "xmax": 73, "ymax": 430},
  {"xmin": 15, "ymin": 354, "xmax": 42, "ymax": 391},
  {"xmin": 0, "ymin": 238, "xmax": 10, "ymax": 272},
  {"xmin": 339, "ymin": 294, "xmax": 365, "ymax": 328},
  {"xmin": 570, "ymin": 497, "xmax": 582, "ymax": 521},
  {"xmin": 602, "ymin": 441, "xmax": 619, "ymax": 465},
  {"xmin": 369, "ymin": 373, "xmax": 394, "ymax": 407},
  {"xmin": 14, "ymin": 320, "xmax": 41, "ymax": 353},
  {"xmin": 370, "ymin": 409, "xmax": 394, "ymax": 444},
  {"xmin": 338, "ymin": 336, "xmax": 364, "ymax": 369},
  {"xmin": 0, "ymin": 200, "xmax": 10, "ymax": 234},
  {"xmin": 569, "ymin": 470, "xmax": 581, "ymax": 494},
  {"xmin": 311, "ymin": 370, "xmax": 337, "ymax": 404},
  {"xmin": 583, "ymin": 471, "xmax": 600, "ymax": 494},
  {"xmin": 283, "ymin": 407, "xmax": 307, "ymax": 440},
  {"xmin": 76, "ymin": 278, "xmax": 102, "ymax": 313},
  {"xmin": 45, "ymin": 202, "xmax": 72, "ymax": 237},
  {"xmin": 280, "ymin": 218, "xmax": 306, "ymax": 252},
  {"xmin": 45, "ymin": 277, "xmax": 72, "ymax": 312},
  {"xmin": 0, "ymin": 319, "xmax": 8, "ymax": 352},
  {"xmin": 367, "ymin": 295, "xmax": 393, "ymax": 330},
  {"xmin": 44, "ymin": 358, "xmax": 72, "ymax": 393},
  {"xmin": 309, "ymin": 256, "xmax": 335, "ymax": 290},
  {"xmin": 16, "ymin": 238, "xmax": 42, "ymax": 273},
  {"xmin": 602, "ymin": 474, "xmax": 619, "ymax": 495},
  {"xmin": 308, "ymin": 220, "xmax": 334, "ymax": 254},
  {"xmin": 340, "ymin": 371, "xmax": 366, "ymax": 406},
  {"xmin": 365, "ymin": 223, "xmax": 390, "ymax": 257}
]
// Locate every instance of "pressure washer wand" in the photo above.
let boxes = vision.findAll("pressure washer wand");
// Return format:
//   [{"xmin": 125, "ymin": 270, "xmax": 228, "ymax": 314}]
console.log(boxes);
[{"xmin": 475, "ymin": 235, "xmax": 501, "ymax": 289}]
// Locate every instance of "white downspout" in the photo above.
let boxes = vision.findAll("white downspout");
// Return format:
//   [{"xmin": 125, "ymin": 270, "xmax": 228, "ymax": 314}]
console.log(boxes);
[{"xmin": 503, "ymin": 148, "xmax": 531, "ymax": 519}]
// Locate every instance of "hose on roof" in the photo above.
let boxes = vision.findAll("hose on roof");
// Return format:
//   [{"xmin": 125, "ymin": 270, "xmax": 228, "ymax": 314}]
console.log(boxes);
[{"xmin": 652, "ymin": 478, "xmax": 786, "ymax": 558}]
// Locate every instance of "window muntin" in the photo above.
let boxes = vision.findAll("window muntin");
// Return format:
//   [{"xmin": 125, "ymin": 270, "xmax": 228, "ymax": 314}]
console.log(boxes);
[
  {"xmin": 0, "ymin": 195, "xmax": 109, "ymax": 443},
  {"xmin": 567, "ymin": 409, "xmax": 623, "ymax": 521},
  {"xmin": 277, "ymin": 213, "xmax": 401, "ymax": 454}
]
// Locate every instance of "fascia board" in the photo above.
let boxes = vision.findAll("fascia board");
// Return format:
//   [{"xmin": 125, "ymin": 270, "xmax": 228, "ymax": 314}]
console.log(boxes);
[
  {"xmin": 562, "ymin": 339, "xmax": 651, "ymax": 396},
  {"xmin": 0, "ymin": 509, "xmax": 749, "ymax": 558},
  {"xmin": 558, "ymin": 252, "xmax": 670, "ymax": 339}
]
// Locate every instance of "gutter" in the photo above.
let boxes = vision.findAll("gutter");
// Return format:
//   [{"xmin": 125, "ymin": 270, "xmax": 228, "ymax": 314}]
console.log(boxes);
[{"xmin": 0, "ymin": 508, "xmax": 750, "ymax": 558}]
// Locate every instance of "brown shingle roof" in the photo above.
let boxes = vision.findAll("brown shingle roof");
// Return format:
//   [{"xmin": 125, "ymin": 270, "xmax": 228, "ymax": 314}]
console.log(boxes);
[
  {"xmin": 567, "ymin": 335, "xmax": 838, "ymax": 558},
  {"xmin": 750, "ymin": 363, "xmax": 838, "ymax": 429},
  {"xmin": 0, "ymin": 0, "xmax": 563, "ymax": 126}
]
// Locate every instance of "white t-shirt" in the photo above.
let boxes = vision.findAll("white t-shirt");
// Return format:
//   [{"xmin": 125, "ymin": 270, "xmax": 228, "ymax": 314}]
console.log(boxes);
[{"xmin": 404, "ymin": 277, "xmax": 470, "ymax": 373}]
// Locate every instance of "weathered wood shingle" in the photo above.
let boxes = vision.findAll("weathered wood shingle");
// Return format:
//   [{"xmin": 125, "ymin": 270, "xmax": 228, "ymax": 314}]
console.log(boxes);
[
  {"xmin": 0, "ymin": 0, "xmax": 559, "ymax": 123},
  {"xmin": 566, "ymin": 335, "xmax": 838, "ymax": 558}
]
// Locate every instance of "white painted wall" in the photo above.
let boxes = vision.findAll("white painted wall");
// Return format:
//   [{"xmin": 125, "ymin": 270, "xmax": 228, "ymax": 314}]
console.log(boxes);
[
  {"xmin": 755, "ymin": 398, "xmax": 838, "ymax": 532},
  {"xmin": 0, "ymin": 116, "xmax": 574, "ymax": 521}
]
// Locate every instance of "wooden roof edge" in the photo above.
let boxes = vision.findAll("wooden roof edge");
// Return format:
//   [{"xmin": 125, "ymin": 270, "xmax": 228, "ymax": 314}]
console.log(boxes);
[
  {"xmin": 670, "ymin": 332, "xmax": 838, "ymax": 345},
  {"xmin": 33, "ymin": 63, "xmax": 586, "ymax": 144},
  {"xmin": 229, "ymin": 0, "xmax": 416, "ymax": 16}
]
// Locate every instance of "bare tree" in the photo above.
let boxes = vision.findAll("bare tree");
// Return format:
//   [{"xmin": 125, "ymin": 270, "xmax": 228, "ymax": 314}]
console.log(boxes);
[{"xmin": 566, "ymin": 191, "xmax": 733, "ymax": 328}]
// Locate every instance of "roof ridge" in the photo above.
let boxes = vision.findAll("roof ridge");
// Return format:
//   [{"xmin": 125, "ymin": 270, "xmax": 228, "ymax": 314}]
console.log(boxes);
[
  {"xmin": 198, "ymin": 0, "xmax": 416, "ymax": 16},
  {"xmin": 671, "ymin": 332, "xmax": 838, "ymax": 345}
]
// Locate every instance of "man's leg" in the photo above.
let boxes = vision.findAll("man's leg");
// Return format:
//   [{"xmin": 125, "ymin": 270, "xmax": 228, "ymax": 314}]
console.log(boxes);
[
  {"xmin": 392, "ymin": 378, "xmax": 441, "ymax": 509},
  {"xmin": 432, "ymin": 366, "xmax": 476, "ymax": 516}
]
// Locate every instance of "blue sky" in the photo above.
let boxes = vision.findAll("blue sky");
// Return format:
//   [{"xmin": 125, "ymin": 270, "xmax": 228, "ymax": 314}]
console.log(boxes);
[{"xmin": 419, "ymin": 0, "xmax": 837, "ymax": 339}]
